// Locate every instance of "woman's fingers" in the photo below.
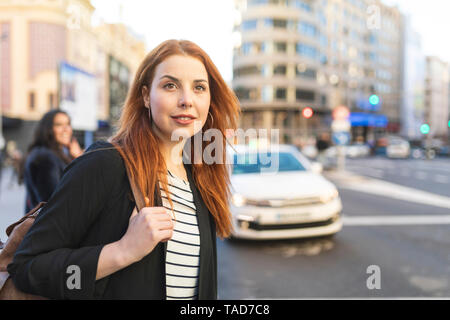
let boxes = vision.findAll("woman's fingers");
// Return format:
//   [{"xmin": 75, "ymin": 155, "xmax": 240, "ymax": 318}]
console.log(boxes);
[
  {"xmin": 159, "ymin": 229, "xmax": 174, "ymax": 243},
  {"xmin": 158, "ymin": 220, "xmax": 175, "ymax": 231}
]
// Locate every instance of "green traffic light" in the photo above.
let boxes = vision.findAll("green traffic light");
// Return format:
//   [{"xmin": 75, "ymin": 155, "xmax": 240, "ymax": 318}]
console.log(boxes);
[
  {"xmin": 420, "ymin": 124, "xmax": 430, "ymax": 135},
  {"xmin": 369, "ymin": 95, "xmax": 380, "ymax": 105}
]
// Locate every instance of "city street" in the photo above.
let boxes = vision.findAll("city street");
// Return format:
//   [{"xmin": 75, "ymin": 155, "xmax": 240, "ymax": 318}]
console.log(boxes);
[
  {"xmin": 217, "ymin": 157, "xmax": 450, "ymax": 299},
  {"xmin": 1, "ymin": 158, "xmax": 450, "ymax": 299}
]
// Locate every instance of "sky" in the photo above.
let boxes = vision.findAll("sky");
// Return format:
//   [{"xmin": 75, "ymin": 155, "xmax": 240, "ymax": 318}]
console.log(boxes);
[
  {"xmin": 91, "ymin": 0, "xmax": 450, "ymax": 82},
  {"xmin": 91, "ymin": 0, "xmax": 237, "ymax": 82}
]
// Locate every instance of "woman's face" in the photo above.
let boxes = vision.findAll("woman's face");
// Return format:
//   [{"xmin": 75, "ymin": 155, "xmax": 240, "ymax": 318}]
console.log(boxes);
[
  {"xmin": 53, "ymin": 113, "xmax": 72, "ymax": 147},
  {"xmin": 143, "ymin": 54, "xmax": 211, "ymax": 144}
]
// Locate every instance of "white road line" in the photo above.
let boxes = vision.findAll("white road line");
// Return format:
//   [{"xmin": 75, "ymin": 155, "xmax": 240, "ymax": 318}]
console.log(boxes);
[
  {"xmin": 414, "ymin": 171, "xmax": 427, "ymax": 180},
  {"xmin": 342, "ymin": 215, "xmax": 450, "ymax": 226},
  {"xmin": 332, "ymin": 172, "xmax": 450, "ymax": 209},
  {"xmin": 434, "ymin": 174, "xmax": 449, "ymax": 184}
]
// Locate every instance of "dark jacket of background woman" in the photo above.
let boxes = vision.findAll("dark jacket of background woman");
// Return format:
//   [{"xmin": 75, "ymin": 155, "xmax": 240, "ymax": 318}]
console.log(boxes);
[
  {"xmin": 23, "ymin": 146, "xmax": 69, "ymax": 212},
  {"xmin": 8, "ymin": 141, "xmax": 218, "ymax": 299}
]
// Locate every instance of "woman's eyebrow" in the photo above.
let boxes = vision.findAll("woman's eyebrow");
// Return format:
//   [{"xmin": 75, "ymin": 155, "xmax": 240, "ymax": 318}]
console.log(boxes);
[{"xmin": 159, "ymin": 75, "xmax": 208, "ymax": 83}]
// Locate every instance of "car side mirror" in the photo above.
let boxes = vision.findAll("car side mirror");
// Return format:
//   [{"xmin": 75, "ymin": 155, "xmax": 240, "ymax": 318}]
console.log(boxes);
[{"xmin": 310, "ymin": 162, "xmax": 323, "ymax": 174}]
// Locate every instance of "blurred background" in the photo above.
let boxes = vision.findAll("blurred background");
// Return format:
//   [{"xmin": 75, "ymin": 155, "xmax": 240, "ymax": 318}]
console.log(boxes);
[{"xmin": 0, "ymin": 0, "xmax": 449, "ymax": 299}]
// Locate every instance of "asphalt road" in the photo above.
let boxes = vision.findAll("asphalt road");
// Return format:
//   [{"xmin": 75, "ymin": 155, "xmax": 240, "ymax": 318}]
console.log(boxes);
[
  {"xmin": 344, "ymin": 157, "xmax": 450, "ymax": 197},
  {"xmin": 217, "ymin": 157, "xmax": 450, "ymax": 299}
]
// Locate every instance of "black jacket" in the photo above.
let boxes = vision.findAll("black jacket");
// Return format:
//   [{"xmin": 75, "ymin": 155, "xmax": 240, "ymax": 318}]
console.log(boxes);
[
  {"xmin": 23, "ymin": 146, "xmax": 68, "ymax": 213},
  {"xmin": 8, "ymin": 141, "xmax": 217, "ymax": 299}
]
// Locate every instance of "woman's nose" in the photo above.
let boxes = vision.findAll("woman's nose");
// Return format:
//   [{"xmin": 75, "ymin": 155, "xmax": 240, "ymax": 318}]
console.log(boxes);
[{"xmin": 179, "ymin": 89, "xmax": 193, "ymax": 108}]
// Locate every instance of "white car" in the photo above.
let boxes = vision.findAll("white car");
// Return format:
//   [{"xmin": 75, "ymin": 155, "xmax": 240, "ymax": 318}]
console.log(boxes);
[
  {"xmin": 228, "ymin": 144, "xmax": 343, "ymax": 240},
  {"xmin": 386, "ymin": 138, "xmax": 410, "ymax": 159}
]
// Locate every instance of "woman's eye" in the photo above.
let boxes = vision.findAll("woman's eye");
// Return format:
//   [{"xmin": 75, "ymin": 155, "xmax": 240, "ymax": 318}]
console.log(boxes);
[
  {"xmin": 164, "ymin": 83, "xmax": 176, "ymax": 89},
  {"xmin": 196, "ymin": 85, "xmax": 206, "ymax": 91}
]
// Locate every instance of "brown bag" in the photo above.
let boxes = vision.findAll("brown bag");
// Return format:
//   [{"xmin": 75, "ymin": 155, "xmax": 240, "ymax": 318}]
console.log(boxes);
[
  {"xmin": 0, "ymin": 166, "xmax": 145, "ymax": 300},
  {"xmin": 0, "ymin": 202, "xmax": 48, "ymax": 300}
]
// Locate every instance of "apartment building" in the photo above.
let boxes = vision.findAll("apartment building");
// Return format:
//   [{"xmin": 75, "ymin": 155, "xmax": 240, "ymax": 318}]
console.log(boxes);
[
  {"xmin": 424, "ymin": 56, "xmax": 449, "ymax": 138},
  {"xmin": 233, "ymin": 0, "xmax": 403, "ymax": 144}
]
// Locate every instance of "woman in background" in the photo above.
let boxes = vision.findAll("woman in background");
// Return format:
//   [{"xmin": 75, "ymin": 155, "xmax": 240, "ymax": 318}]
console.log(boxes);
[{"xmin": 20, "ymin": 110, "xmax": 83, "ymax": 213}]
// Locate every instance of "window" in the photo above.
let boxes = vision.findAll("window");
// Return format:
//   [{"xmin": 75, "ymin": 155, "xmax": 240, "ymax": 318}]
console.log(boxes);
[
  {"xmin": 275, "ymin": 42, "xmax": 287, "ymax": 53},
  {"xmin": 275, "ymin": 88, "xmax": 287, "ymax": 100},
  {"xmin": 242, "ymin": 19, "xmax": 257, "ymax": 30},
  {"xmin": 296, "ymin": 89, "xmax": 315, "ymax": 101},
  {"xmin": 235, "ymin": 87, "xmax": 259, "ymax": 101},
  {"xmin": 296, "ymin": 67, "xmax": 317, "ymax": 79},
  {"xmin": 296, "ymin": 43, "xmax": 318, "ymax": 60},
  {"xmin": 265, "ymin": 18, "xmax": 288, "ymax": 29},
  {"xmin": 241, "ymin": 42, "xmax": 252, "ymax": 55},
  {"xmin": 234, "ymin": 65, "xmax": 261, "ymax": 77},
  {"xmin": 291, "ymin": 0, "xmax": 313, "ymax": 12},
  {"xmin": 274, "ymin": 19, "xmax": 288, "ymax": 28},
  {"xmin": 29, "ymin": 92, "xmax": 35, "ymax": 110},
  {"xmin": 298, "ymin": 22, "xmax": 317, "ymax": 38},
  {"xmin": 273, "ymin": 64, "xmax": 287, "ymax": 75}
]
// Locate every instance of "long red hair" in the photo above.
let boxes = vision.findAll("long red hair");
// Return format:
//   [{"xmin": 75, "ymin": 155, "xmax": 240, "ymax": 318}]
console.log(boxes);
[{"xmin": 110, "ymin": 40, "xmax": 240, "ymax": 238}]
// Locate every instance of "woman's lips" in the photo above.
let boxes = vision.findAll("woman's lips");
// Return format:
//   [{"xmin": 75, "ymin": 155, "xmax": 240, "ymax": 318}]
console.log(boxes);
[{"xmin": 171, "ymin": 115, "xmax": 196, "ymax": 125}]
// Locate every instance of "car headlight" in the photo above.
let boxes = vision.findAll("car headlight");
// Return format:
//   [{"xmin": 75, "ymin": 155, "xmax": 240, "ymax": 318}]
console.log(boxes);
[
  {"xmin": 231, "ymin": 194, "xmax": 246, "ymax": 207},
  {"xmin": 320, "ymin": 189, "xmax": 339, "ymax": 203}
]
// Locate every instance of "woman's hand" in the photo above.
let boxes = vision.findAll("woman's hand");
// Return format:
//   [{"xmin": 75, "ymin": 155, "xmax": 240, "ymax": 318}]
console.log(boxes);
[
  {"xmin": 96, "ymin": 197, "xmax": 174, "ymax": 280},
  {"xmin": 69, "ymin": 137, "xmax": 83, "ymax": 159},
  {"xmin": 117, "ymin": 197, "xmax": 175, "ymax": 264}
]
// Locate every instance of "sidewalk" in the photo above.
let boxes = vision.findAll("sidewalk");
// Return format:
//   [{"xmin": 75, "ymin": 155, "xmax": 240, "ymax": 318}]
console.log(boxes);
[{"xmin": 0, "ymin": 167, "xmax": 25, "ymax": 241}]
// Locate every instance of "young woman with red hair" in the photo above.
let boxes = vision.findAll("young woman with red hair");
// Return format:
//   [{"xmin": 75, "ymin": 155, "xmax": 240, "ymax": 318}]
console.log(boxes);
[{"xmin": 8, "ymin": 40, "xmax": 240, "ymax": 300}]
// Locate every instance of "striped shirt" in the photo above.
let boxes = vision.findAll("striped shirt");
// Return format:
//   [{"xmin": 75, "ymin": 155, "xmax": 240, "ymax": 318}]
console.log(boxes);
[{"xmin": 160, "ymin": 170, "xmax": 200, "ymax": 300}]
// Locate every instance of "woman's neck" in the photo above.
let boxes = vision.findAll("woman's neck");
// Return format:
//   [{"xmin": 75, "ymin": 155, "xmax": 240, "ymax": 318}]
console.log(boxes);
[{"xmin": 160, "ymin": 140, "xmax": 187, "ymax": 179}]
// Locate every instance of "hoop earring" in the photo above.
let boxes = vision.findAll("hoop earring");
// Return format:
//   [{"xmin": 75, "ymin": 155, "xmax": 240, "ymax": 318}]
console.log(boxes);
[{"xmin": 208, "ymin": 111, "xmax": 214, "ymax": 126}]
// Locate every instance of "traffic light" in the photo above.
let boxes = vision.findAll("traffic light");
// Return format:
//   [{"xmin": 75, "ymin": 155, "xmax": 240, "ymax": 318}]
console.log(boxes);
[
  {"xmin": 420, "ymin": 124, "xmax": 430, "ymax": 135},
  {"xmin": 369, "ymin": 94, "xmax": 380, "ymax": 106},
  {"xmin": 302, "ymin": 107, "xmax": 314, "ymax": 119},
  {"xmin": 448, "ymin": 120, "xmax": 450, "ymax": 128}
]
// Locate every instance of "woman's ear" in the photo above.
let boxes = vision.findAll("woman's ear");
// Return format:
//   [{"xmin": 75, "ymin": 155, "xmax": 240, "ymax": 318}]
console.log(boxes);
[{"xmin": 142, "ymin": 85, "xmax": 150, "ymax": 109}]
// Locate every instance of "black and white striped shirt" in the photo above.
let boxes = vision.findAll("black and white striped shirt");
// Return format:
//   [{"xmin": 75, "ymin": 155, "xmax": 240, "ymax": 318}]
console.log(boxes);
[{"xmin": 160, "ymin": 170, "xmax": 200, "ymax": 300}]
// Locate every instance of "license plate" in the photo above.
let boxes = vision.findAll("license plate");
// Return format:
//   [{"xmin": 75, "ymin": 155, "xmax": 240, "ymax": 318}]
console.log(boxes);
[{"xmin": 275, "ymin": 212, "xmax": 311, "ymax": 223}]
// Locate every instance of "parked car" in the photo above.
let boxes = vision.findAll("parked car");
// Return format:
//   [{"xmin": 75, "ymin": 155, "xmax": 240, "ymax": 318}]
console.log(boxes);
[
  {"xmin": 346, "ymin": 143, "xmax": 371, "ymax": 158},
  {"xmin": 386, "ymin": 137, "xmax": 410, "ymax": 159},
  {"xmin": 228, "ymin": 144, "xmax": 343, "ymax": 240}
]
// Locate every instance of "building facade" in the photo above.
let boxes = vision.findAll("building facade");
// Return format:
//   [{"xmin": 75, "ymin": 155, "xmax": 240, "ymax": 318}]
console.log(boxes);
[
  {"xmin": 0, "ymin": 0, "xmax": 146, "ymax": 152},
  {"xmin": 232, "ymin": 0, "xmax": 403, "ymax": 145},
  {"xmin": 400, "ymin": 15, "xmax": 425, "ymax": 140},
  {"xmin": 424, "ymin": 56, "xmax": 449, "ymax": 139}
]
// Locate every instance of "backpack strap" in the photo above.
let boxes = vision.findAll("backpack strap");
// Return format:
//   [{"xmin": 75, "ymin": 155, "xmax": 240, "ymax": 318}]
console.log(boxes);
[{"xmin": 124, "ymin": 167, "xmax": 146, "ymax": 211}]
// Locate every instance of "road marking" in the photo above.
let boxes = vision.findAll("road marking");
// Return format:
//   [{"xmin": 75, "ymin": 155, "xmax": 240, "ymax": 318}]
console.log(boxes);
[
  {"xmin": 342, "ymin": 215, "xmax": 450, "ymax": 226},
  {"xmin": 434, "ymin": 174, "xmax": 449, "ymax": 184},
  {"xmin": 328, "ymin": 171, "xmax": 450, "ymax": 209},
  {"xmin": 414, "ymin": 171, "xmax": 427, "ymax": 180}
]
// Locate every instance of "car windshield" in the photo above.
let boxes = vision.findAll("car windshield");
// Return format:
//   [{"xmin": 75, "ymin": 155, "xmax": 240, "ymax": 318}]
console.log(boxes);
[{"xmin": 232, "ymin": 152, "xmax": 306, "ymax": 174}]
